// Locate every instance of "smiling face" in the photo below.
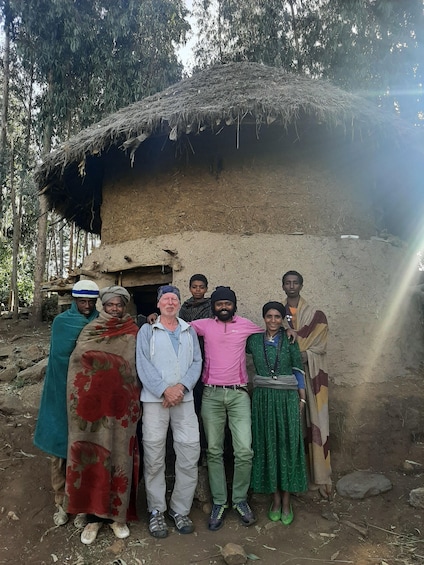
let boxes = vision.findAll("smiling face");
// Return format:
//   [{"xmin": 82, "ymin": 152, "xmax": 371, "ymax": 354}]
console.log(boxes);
[
  {"xmin": 264, "ymin": 309, "xmax": 283, "ymax": 334},
  {"xmin": 75, "ymin": 298, "xmax": 97, "ymax": 318},
  {"xmin": 158, "ymin": 292, "xmax": 180, "ymax": 317},
  {"xmin": 213, "ymin": 300, "xmax": 235, "ymax": 322},
  {"xmin": 282, "ymin": 274, "xmax": 303, "ymax": 299},
  {"xmin": 103, "ymin": 297, "xmax": 125, "ymax": 318}
]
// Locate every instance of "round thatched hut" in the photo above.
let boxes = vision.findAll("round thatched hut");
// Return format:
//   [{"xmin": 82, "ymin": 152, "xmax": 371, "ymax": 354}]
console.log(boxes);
[{"xmin": 37, "ymin": 62, "xmax": 423, "ymax": 384}]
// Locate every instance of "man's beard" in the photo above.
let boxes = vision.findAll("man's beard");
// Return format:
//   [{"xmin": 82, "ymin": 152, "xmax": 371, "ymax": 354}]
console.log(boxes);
[{"xmin": 215, "ymin": 308, "xmax": 234, "ymax": 321}]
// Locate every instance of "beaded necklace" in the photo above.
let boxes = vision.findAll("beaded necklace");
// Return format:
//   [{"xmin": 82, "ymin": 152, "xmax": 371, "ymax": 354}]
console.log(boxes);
[{"xmin": 262, "ymin": 330, "xmax": 283, "ymax": 379}]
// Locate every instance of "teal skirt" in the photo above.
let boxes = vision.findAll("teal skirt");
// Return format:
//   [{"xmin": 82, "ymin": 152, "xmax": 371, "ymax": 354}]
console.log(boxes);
[{"xmin": 251, "ymin": 387, "xmax": 307, "ymax": 494}]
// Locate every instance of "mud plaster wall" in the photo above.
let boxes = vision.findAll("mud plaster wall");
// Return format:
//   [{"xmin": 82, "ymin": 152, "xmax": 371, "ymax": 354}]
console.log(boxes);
[
  {"xmin": 83, "ymin": 232, "xmax": 424, "ymax": 386},
  {"xmin": 100, "ymin": 134, "xmax": 377, "ymax": 245}
]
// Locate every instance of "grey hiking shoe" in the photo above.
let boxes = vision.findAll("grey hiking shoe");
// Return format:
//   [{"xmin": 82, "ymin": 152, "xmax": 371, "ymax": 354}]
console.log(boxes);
[
  {"xmin": 168, "ymin": 508, "xmax": 194, "ymax": 534},
  {"xmin": 149, "ymin": 510, "xmax": 168, "ymax": 538}
]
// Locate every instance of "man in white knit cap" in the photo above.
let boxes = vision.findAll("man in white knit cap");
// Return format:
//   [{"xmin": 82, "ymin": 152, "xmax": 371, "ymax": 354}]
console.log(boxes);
[{"xmin": 34, "ymin": 280, "xmax": 99, "ymax": 527}]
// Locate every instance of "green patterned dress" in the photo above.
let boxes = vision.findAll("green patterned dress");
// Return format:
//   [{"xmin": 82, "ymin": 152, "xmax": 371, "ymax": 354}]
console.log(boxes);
[{"xmin": 246, "ymin": 332, "xmax": 308, "ymax": 494}]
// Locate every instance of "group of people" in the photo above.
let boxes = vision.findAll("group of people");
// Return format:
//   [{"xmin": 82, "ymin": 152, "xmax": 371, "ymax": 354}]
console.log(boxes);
[
  {"xmin": 34, "ymin": 283, "xmax": 141, "ymax": 544},
  {"xmin": 34, "ymin": 271, "xmax": 331, "ymax": 545}
]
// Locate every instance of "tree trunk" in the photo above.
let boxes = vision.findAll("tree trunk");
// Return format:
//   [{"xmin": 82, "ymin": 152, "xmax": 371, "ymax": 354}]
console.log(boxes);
[
  {"xmin": 69, "ymin": 222, "xmax": 74, "ymax": 272},
  {"xmin": 83, "ymin": 230, "xmax": 88, "ymax": 258},
  {"xmin": 33, "ymin": 194, "xmax": 49, "ymax": 322},
  {"xmin": 59, "ymin": 221, "xmax": 64, "ymax": 276},
  {"xmin": 0, "ymin": 2, "xmax": 11, "ymax": 220},
  {"xmin": 11, "ymin": 62, "xmax": 34, "ymax": 319},
  {"xmin": 74, "ymin": 228, "xmax": 80, "ymax": 269},
  {"xmin": 288, "ymin": 0, "xmax": 302, "ymax": 72},
  {"xmin": 9, "ymin": 139, "xmax": 19, "ymax": 318},
  {"xmin": 33, "ymin": 72, "xmax": 53, "ymax": 323}
]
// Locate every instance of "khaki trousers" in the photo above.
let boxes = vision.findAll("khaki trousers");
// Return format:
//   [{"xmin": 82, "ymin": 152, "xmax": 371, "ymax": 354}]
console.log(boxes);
[
  {"xmin": 51, "ymin": 456, "xmax": 66, "ymax": 505},
  {"xmin": 142, "ymin": 401, "xmax": 200, "ymax": 516}
]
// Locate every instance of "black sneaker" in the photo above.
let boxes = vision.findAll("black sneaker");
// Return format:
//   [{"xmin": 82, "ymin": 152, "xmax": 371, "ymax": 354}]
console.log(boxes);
[
  {"xmin": 208, "ymin": 503, "xmax": 228, "ymax": 531},
  {"xmin": 168, "ymin": 508, "xmax": 194, "ymax": 534},
  {"xmin": 233, "ymin": 500, "xmax": 256, "ymax": 526}
]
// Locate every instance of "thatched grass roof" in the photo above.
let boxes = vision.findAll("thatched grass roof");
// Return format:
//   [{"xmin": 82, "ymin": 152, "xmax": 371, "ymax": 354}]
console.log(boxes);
[{"xmin": 36, "ymin": 61, "xmax": 409, "ymax": 234}]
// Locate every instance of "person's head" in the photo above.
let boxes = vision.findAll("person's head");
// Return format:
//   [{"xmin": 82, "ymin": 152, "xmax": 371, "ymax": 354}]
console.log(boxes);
[
  {"xmin": 189, "ymin": 274, "xmax": 208, "ymax": 301},
  {"xmin": 99, "ymin": 285, "xmax": 130, "ymax": 318},
  {"xmin": 262, "ymin": 301, "xmax": 286, "ymax": 334},
  {"xmin": 211, "ymin": 286, "xmax": 237, "ymax": 322},
  {"xmin": 71, "ymin": 280, "xmax": 99, "ymax": 317},
  {"xmin": 157, "ymin": 285, "xmax": 181, "ymax": 317},
  {"xmin": 282, "ymin": 270, "xmax": 303, "ymax": 299}
]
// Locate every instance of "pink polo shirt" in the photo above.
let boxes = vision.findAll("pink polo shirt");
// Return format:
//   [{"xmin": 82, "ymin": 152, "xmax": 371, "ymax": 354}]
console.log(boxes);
[{"xmin": 190, "ymin": 315, "xmax": 263, "ymax": 385}]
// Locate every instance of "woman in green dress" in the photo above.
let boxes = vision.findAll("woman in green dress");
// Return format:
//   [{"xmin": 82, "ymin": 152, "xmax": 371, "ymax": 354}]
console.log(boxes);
[{"xmin": 247, "ymin": 301, "xmax": 307, "ymax": 525}]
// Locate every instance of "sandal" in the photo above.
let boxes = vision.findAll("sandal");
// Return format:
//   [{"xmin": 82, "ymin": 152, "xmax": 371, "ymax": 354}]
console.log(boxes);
[
  {"xmin": 168, "ymin": 508, "xmax": 194, "ymax": 534},
  {"xmin": 281, "ymin": 504, "xmax": 294, "ymax": 526},
  {"xmin": 73, "ymin": 513, "xmax": 87, "ymax": 529},
  {"xmin": 268, "ymin": 503, "xmax": 282, "ymax": 522},
  {"xmin": 53, "ymin": 504, "xmax": 68, "ymax": 526},
  {"xmin": 81, "ymin": 522, "xmax": 102, "ymax": 545},
  {"xmin": 319, "ymin": 484, "xmax": 333, "ymax": 501},
  {"xmin": 148, "ymin": 510, "xmax": 168, "ymax": 538},
  {"xmin": 109, "ymin": 522, "xmax": 130, "ymax": 539}
]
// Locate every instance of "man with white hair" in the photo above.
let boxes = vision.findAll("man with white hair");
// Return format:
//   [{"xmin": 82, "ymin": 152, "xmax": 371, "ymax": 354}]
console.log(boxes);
[
  {"xmin": 34, "ymin": 279, "xmax": 99, "ymax": 527},
  {"xmin": 136, "ymin": 285, "xmax": 202, "ymax": 539}
]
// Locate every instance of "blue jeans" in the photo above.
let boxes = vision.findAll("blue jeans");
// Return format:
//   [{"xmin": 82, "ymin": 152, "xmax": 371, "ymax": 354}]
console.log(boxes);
[{"xmin": 201, "ymin": 387, "xmax": 253, "ymax": 505}]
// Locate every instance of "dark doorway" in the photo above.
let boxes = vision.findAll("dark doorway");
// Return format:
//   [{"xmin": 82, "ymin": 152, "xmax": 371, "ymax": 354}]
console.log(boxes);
[
  {"xmin": 132, "ymin": 284, "xmax": 169, "ymax": 318},
  {"xmin": 116, "ymin": 264, "xmax": 172, "ymax": 318}
]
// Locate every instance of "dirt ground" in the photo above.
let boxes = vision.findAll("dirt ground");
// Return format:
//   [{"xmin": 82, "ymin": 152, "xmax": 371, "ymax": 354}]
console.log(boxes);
[{"xmin": 0, "ymin": 319, "xmax": 423, "ymax": 565}]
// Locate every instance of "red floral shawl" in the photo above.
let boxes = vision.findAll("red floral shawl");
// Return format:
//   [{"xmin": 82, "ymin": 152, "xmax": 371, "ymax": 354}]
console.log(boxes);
[{"xmin": 65, "ymin": 311, "xmax": 141, "ymax": 522}]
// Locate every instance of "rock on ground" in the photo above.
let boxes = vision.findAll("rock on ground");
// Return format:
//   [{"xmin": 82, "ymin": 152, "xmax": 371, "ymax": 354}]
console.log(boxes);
[
  {"xmin": 409, "ymin": 487, "xmax": 424, "ymax": 509},
  {"xmin": 221, "ymin": 542, "xmax": 247, "ymax": 565},
  {"xmin": 336, "ymin": 470, "xmax": 392, "ymax": 499}
]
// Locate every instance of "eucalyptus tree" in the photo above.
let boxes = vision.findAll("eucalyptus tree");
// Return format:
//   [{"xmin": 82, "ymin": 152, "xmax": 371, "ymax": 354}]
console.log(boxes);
[
  {"xmin": 192, "ymin": 0, "xmax": 320, "ymax": 69},
  {"xmin": 2, "ymin": 54, "xmax": 39, "ymax": 315},
  {"xmin": 0, "ymin": 0, "xmax": 190, "ymax": 320},
  {"xmin": 192, "ymin": 0, "xmax": 423, "ymax": 124},
  {"xmin": 14, "ymin": 0, "xmax": 189, "ymax": 139},
  {"xmin": 30, "ymin": 0, "xmax": 187, "ymax": 320},
  {"xmin": 0, "ymin": 0, "xmax": 13, "ymax": 220},
  {"xmin": 306, "ymin": 0, "xmax": 423, "ymax": 121}
]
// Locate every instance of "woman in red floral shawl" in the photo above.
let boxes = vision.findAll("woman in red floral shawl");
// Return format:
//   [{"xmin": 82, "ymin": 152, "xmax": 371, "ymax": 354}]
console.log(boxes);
[{"xmin": 66, "ymin": 285, "xmax": 141, "ymax": 545}]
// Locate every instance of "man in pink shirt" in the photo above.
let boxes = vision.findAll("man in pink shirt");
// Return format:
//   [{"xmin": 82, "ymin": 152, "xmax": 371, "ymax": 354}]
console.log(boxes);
[{"xmin": 190, "ymin": 286, "xmax": 263, "ymax": 531}]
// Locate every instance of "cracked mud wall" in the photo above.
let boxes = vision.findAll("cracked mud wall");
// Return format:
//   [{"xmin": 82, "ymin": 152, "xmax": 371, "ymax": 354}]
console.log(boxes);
[{"xmin": 82, "ymin": 232, "xmax": 423, "ymax": 386}]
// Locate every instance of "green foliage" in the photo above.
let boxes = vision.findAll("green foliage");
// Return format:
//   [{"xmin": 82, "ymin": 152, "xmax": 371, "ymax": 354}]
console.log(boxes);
[
  {"xmin": 0, "ymin": 0, "xmax": 190, "ymax": 309},
  {"xmin": 17, "ymin": 248, "xmax": 35, "ymax": 305},
  {"xmin": 0, "ymin": 241, "xmax": 12, "ymax": 303},
  {"xmin": 0, "ymin": 240, "xmax": 34, "ymax": 305},
  {"xmin": 11, "ymin": 0, "xmax": 189, "ymax": 139},
  {"xmin": 309, "ymin": 0, "xmax": 423, "ymax": 119},
  {"xmin": 42, "ymin": 294, "xmax": 58, "ymax": 322},
  {"xmin": 192, "ymin": 0, "xmax": 423, "ymax": 124},
  {"xmin": 1, "ymin": 0, "xmax": 421, "ymax": 311}
]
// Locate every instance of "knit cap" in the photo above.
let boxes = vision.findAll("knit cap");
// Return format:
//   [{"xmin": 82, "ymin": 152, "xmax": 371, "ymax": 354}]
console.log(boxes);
[
  {"xmin": 72, "ymin": 280, "xmax": 99, "ymax": 299},
  {"xmin": 210, "ymin": 286, "xmax": 237, "ymax": 308},
  {"xmin": 262, "ymin": 301, "xmax": 286, "ymax": 318},
  {"xmin": 157, "ymin": 285, "xmax": 181, "ymax": 301}
]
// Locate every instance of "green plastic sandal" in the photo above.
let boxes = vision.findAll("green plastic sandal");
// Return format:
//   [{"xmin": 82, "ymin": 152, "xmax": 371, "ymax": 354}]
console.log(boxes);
[
  {"xmin": 281, "ymin": 505, "xmax": 294, "ymax": 526},
  {"xmin": 268, "ymin": 503, "xmax": 282, "ymax": 522}
]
